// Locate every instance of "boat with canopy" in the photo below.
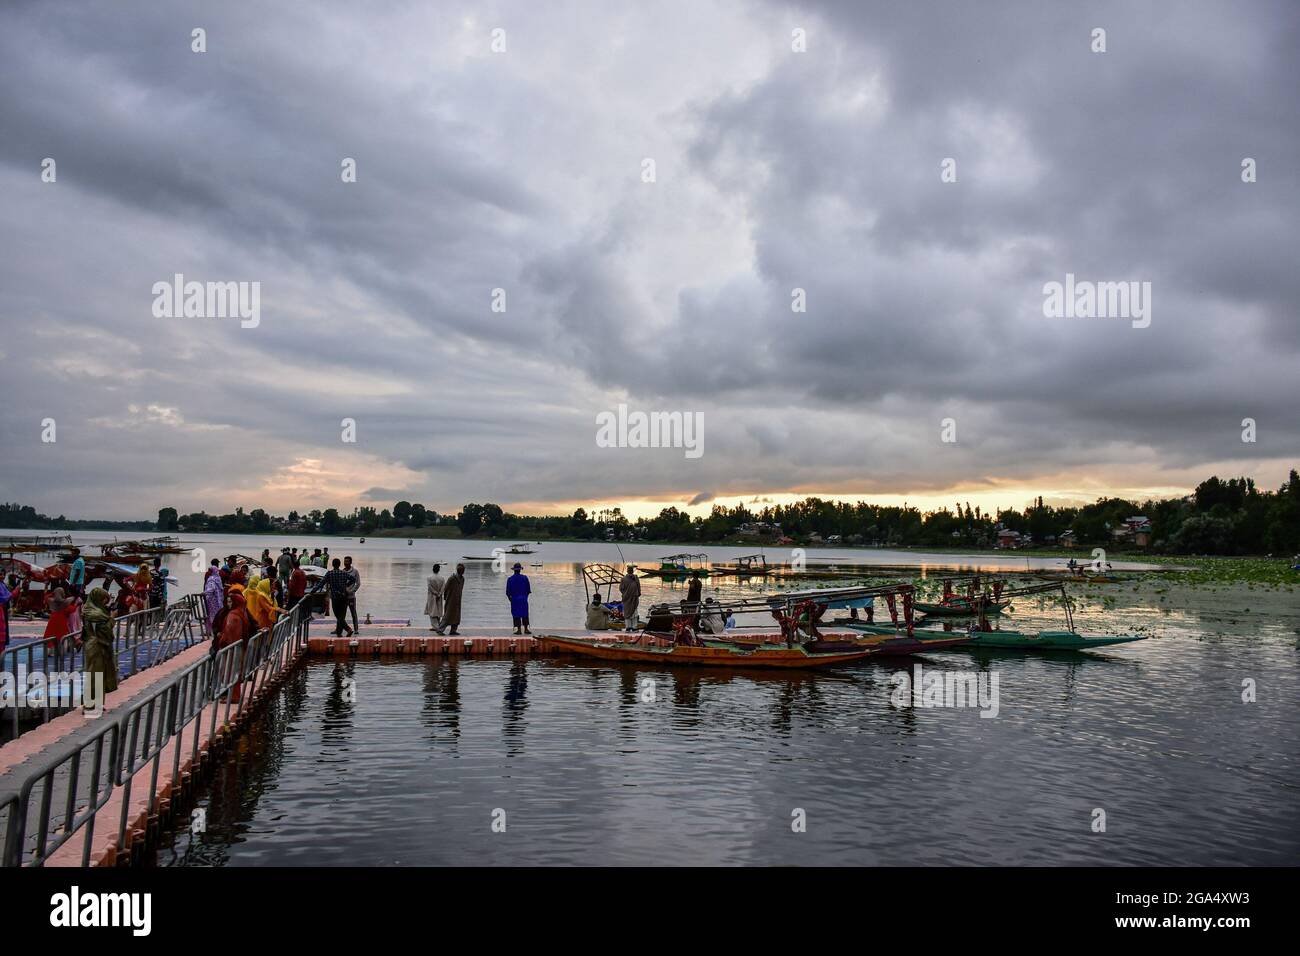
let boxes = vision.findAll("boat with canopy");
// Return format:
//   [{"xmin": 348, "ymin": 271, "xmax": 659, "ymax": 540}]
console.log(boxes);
[{"xmin": 540, "ymin": 581, "xmax": 963, "ymax": 668}]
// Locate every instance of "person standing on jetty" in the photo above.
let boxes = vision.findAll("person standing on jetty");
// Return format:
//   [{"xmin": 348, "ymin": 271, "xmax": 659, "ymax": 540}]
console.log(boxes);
[
  {"xmin": 425, "ymin": 563, "xmax": 445, "ymax": 631},
  {"xmin": 286, "ymin": 558, "xmax": 308, "ymax": 611},
  {"xmin": 68, "ymin": 547, "xmax": 85, "ymax": 598},
  {"xmin": 343, "ymin": 555, "xmax": 361, "ymax": 632},
  {"xmin": 79, "ymin": 587, "xmax": 119, "ymax": 695},
  {"xmin": 620, "ymin": 566, "xmax": 641, "ymax": 631},
  {"xmin": 323, "ymin": 558, "xmax": 354, "ymax": 637},
  {"xmin": 440, "ymin": 563, "xmax": 465, "ymax": 635},
  {"xmin": 204, "ymin": 560, "xmax": 223, "ymax": 632},
  {"xmin": 43, "ymin": 587, "xmax": 78, "ymax": 647},
  {"xmin": 276, "ymin": 548, "xmax": 293, "ymax": 586},
  {"xmin": 507, "ymin": 563, "xmax": 531, "ymax": 634}
]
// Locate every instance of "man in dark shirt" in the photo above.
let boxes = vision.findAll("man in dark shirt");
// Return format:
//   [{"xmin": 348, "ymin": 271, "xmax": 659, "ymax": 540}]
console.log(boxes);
[
  {"xmin": 286, "ymin": 559, "xmax": 308, "ymax": 610},
  {"xmin": 323, "ymin": 558, "xmax": 354, "ymax": 636}
]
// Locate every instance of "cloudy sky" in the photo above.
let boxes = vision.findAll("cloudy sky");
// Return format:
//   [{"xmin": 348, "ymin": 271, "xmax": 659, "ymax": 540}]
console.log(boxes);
[{"xmin": 1, "ymin": 0, "xmax": 1296, "ymax": 521}]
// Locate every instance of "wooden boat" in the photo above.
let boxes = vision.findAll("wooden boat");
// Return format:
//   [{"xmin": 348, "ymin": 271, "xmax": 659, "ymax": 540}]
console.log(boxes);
[
  {"xmin": 539, "ymin": 633, "xmax": 879, "ymax": 669},
  {"xmin": 744, "ymin": 628, "xmax": 971, "ymax": 655},
  {"xmin": 639, "ymin": 552, "xmax": 711, "ymax": 578},
  {"xmin": 892, "ymin": 580, "xmax": 1141, "ymax": 652},
  {"xmin": 504, "ymin": 543, "xmax": 534, "ymax": 555},
  {"xmin": 711, "ymin": 553, "xmax": 779, "ymax": 577},
  {"xmin": 97, "ymin": 536, "xmax": 186, "ymax": 560},
  {"xmin": 913, "ymin": 598, "xmax": 1009, "ymax": 617},
  {"xmin": 0, "ymin": 534, "xmax": 74, "ymax": 555},
  {"xmin": 841, "ymin": 619, "xmax": 1140, "ymax": 651},
  {"xmin": 958, "ymin": 629, "xmax": 1143, "ymax": 650},
  {"xmin": 1037, "ymin": 571, "xmax": 1120, "ymax": 584}
]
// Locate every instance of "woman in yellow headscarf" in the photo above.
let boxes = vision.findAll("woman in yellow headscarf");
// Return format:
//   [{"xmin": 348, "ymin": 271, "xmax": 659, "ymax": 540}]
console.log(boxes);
[
  {"xmin": 244, "ymin": 576, "xmax": 281, "ymax": 631},
  {"xmin": 80, "ymin": 587, "xmax": 119, "ymax": 694}
]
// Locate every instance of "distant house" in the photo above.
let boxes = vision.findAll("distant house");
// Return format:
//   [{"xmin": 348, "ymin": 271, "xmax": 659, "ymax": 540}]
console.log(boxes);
[
  {"xmin": 826, "ymin": 535, "xmax": 841, "ymax": 544},
  {"xmin": 996, "ymin": 528, "xmax": 1023, "ymax": 549},
  {"xmin": 1060, "ymin": 530, "xmax": 1077, "ymax": 549},
  {"xmin": 808, "ymin": 532, "xmax": 824, "ymax": 543},
  {"xmin": 1125, "ymin": 516, "xmax": 1152, "ymax": 547},
  {"xmin": 738, "ymin": 521, "xmax": 782, "ymax": 538}
]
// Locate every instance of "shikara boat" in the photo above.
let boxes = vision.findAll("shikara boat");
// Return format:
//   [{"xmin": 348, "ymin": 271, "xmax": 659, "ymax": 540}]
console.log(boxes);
[
  {"xmin": 638, "ymin": 552, "xmax": 711, "ymax": 578},
  {"xmin": 958, "ymin": 629, "xmax": 1143, "ymax": 650},
  {"xmin": 0, "ymin": 534, "xmax": 74, "ymax": 555},
  {"xmin": 849, "ymin": 580, "xmax": 1145, "ymax": 652},
  {"xmin": 711, "ymin": 553, "xmax": 780, "ymax": 577},
  {"xmin": 542, "ymin": 581, "xmax": 935, "ymax": 669},
  {"xmin": 1037, "ymin": 571, "xmax": 1120, "ymax": 584},
  {"xmin": 842, "ymin": 619, "xmax": 1141, "ymax": 651},
  {"xmin": 913, "ymin": 598, "xmax": 1008, "ymax": 617},
  {"xmin": 539, "ymin": 633, "xmax": 880, "ymax": 668}
]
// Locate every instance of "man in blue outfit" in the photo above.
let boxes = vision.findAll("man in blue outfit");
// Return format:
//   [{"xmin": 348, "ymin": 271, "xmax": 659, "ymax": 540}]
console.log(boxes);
[{"xmin": 506, "ymin": 563, "xmax": 531, "ymax": 635}]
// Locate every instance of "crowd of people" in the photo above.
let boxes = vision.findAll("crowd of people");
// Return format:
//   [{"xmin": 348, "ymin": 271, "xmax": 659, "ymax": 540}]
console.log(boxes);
[
  {"xmin": 0, "ymin": 547, "xmax": 174, "ymax": 694},
  {"xmin": 1, "ymin": 549, "xmax": 758, "ymax": 687}
]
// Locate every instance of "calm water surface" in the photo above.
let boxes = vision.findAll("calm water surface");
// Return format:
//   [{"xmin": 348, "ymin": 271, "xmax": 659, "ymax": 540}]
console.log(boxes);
[
  {"xmin": 152, "ymin": 635, "xmax": 1298, "ymax": 866},
  {"xmin": 13, "ymin": 530, "xmax": 1296, "ymax": 865}
]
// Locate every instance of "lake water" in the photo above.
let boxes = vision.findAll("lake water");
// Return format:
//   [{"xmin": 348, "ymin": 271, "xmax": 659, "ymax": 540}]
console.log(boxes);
[
  {"xmin": 9, "ymin": 530, "xmax": 1297, "ymax": 865},
  {"xmin": 150, "ymin": 632, "xmax": 1298, "ymax": 866},
  {"xmin": 9, "ymin": 529, "xmax": 1163, "ymax": 630}
]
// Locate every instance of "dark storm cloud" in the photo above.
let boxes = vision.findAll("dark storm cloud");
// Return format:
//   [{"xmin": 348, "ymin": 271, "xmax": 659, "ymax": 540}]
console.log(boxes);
[{"xmin": 0, "ymin": 0, "xmax": 1295, "ymax": 519}]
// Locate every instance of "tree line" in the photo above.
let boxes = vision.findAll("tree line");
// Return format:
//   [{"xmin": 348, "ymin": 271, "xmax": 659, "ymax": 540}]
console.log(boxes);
[{"xmin": 8, "ymin": 468, "xmax": 1299, "ymax": 556}]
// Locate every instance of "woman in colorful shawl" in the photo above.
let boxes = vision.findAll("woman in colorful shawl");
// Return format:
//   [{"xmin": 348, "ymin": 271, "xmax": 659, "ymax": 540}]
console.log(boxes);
[
  {"xmin": 203, "ymin": 569, "xmax": 224, "ymax": 633},
  {"xmin": 132, "ymin": 564, "xmax": 152, "ymax": 612},
  {"xmin": 245, "ymin": 577, "xmax": 280, "ymax": 631},
  {"xmin": 80, "ymin": 587, "xmax": 119, "ymax": 694},
  {"xmin": 215, "ymin": 589, "xmax": 254, "ymax": 703}
]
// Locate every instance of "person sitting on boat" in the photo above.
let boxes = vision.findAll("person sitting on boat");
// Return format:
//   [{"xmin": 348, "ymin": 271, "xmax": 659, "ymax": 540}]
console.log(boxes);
[
  {"xmin": 847, "ymin": 597, "xmax": 875, "ymax": 623},
  {"xmin": 585, "ymin": 592, "xmax": 611, "ymax": 630},
  {"xmin": 698, "ymin": 597, "xmax": 727, "ymax": 635},
  {"xmin": 643, "ymin": 603, "xmax": 674, "ymax": 634}
]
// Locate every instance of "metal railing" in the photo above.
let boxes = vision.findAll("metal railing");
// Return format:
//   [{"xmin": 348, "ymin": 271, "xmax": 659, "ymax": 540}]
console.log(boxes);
[
  {"xmin": 2, "ymin": 595, "xmax": 210, "ymax": 744},
  {"xmin": 1, "ymin": 604, "xmax": 309, "ymax": 867}
]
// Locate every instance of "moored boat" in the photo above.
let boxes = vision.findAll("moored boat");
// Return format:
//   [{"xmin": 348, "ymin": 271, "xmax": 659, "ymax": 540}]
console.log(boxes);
[
  {"xmin": 638, "ymin": 552, "xmax": 710, "ymax": 578},
  {"xmin": 538, "ymin": 633, "xmax": 880, "ymax": 668},
  {"xmin": 542, "ymin": 581, "xmax": 930, "ymax": 669},
  {"xmin": 913, "ymin": 599, "xmax": 1008, "ymax": 617},
  {"xmin": 958, "ymin": 629, "xmax": 1144, "ymax": 650}
]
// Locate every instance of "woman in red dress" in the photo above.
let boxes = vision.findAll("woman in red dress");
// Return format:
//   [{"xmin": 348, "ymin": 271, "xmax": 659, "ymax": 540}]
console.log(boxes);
[{"xmin": 43, "ymin": 587, "xmax": 79, "ymax": 652}]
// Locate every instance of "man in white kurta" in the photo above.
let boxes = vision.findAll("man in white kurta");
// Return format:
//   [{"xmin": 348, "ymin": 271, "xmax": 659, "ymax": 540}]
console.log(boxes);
[{"xmin": 424, "ymin": 563, "xmax": 446, "ymax": 631}]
